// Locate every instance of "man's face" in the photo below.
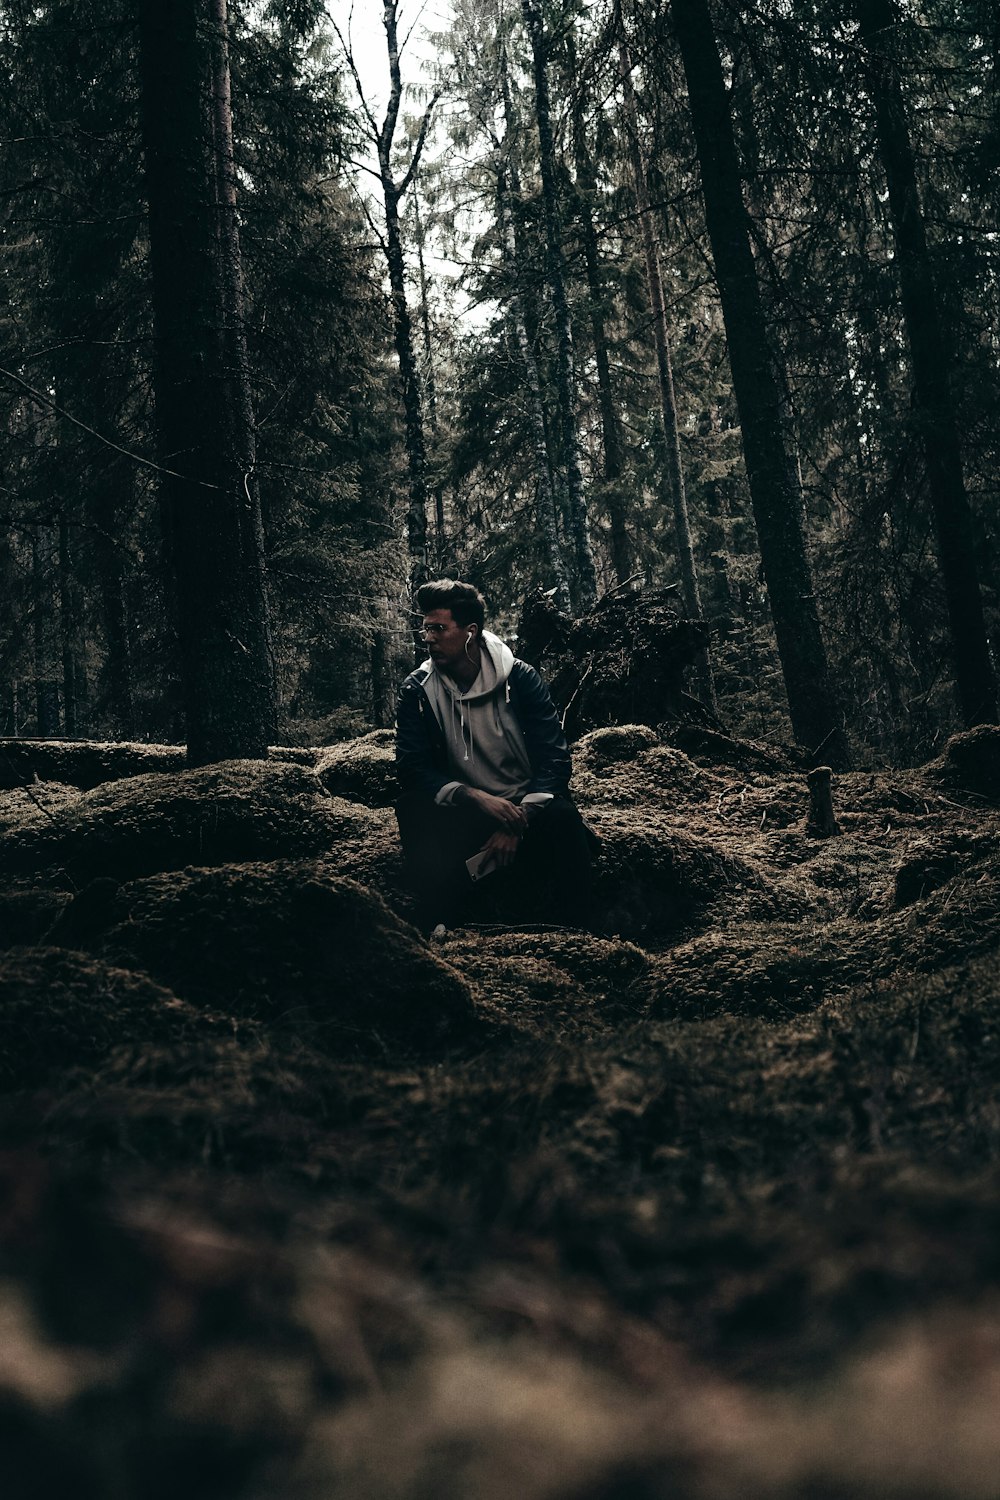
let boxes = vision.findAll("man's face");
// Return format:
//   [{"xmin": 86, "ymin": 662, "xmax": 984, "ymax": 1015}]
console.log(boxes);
[{"xmin": 421, "ymin": 608, "xmax": 476, "ymax": 673}]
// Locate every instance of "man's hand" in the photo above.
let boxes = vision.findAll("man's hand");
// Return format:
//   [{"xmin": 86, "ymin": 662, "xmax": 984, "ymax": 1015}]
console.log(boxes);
[
  {"xmin": 480, "ymin": 828, "xmax": 521, "ymax": 869},
  {"xmin": 462, "ymin": 787, "xmax": 528, "ymax": 831}
]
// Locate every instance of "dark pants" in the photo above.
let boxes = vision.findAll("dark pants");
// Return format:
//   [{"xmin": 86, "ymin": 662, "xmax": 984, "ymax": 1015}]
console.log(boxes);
[{"xmin": 396, "ymin": 792, "xmax": 595, "ymax": 931}]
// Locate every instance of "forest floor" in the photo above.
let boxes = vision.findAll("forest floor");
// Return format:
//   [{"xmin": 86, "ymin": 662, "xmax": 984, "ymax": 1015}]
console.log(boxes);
[{"xmin": 0, "ymin": 721, "xmax": 999, "ymax": 1498}]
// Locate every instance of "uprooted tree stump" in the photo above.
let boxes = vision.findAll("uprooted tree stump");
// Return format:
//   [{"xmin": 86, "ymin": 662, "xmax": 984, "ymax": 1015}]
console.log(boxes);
[{"xmin": 515, "ymin": 587, "xmax": 712, "ymax": 738}]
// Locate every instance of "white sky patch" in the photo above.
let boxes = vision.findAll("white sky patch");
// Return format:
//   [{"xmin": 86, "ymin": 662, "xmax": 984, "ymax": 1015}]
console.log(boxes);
[
  {"xmin": 324, "ymin": 1, "xmax": 451, "ymax": 137},
  {"xmin": 324, "ymin": 0, "xmax": 490, "ymax": 328}
]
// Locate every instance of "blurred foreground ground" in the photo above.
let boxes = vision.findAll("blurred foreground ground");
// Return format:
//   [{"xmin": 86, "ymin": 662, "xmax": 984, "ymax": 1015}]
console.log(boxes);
[{"xmin": 0, "ymin": 723, "xmax": 998, "ymax": 1498}]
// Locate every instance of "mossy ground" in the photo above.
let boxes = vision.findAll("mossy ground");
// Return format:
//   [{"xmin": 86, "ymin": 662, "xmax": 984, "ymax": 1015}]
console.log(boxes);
[{"xmin": 0, "ymin": 726, "xmax": 998, "ymax": 1497}]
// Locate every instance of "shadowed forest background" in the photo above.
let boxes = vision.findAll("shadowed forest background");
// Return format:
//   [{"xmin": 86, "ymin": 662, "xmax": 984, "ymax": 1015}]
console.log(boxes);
[
  {"xmin": 2, "ymin": 0, "xmax": 997, "ymax": 760},
  {"xmin": 1, "ymin": 1, "xmax": 1000, "ymax": 1497}
]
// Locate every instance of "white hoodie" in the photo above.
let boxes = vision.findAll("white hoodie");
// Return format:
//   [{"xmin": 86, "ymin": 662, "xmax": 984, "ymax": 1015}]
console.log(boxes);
[{"xmin": 420, "ymin": 631, "xmax": 553, "ymax": 809}]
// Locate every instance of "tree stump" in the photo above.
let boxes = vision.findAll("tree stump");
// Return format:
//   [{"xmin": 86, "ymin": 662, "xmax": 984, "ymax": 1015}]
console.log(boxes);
[{"xmin": 806, "ymin": 766, "xmax": 841, "ymax": 838}]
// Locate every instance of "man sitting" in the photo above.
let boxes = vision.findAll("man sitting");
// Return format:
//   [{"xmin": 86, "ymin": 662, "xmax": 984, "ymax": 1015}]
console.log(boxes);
[{"xmin": 395, "ymin": 579, "xmax": 593, "ymax": 934}]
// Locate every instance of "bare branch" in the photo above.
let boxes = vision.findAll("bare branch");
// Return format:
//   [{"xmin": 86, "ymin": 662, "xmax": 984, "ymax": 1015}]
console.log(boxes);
[
  {"xmin": 397, "ymin": 89, "xmax": 443, "ymax": 199},
  {"xmin": 0, "ymin": 365, "xmax": 223, "ymax": 490},
  {"xmin": 346, "ymin": 175, "xmax": 388, "ymax": 256},
  {"xmin": 400, "ymin": 0, "xmax": 431, "ymax": 59},
  {"xmin": 328, "ymin": 17, "xmax": 380, "ymax": 142}
]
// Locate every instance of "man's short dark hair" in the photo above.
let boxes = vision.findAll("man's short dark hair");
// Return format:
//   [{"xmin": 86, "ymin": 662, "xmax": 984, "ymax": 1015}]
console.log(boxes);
[{"xmin": 416, "ymin": 579, "xmax": 486, "ymax": 631}]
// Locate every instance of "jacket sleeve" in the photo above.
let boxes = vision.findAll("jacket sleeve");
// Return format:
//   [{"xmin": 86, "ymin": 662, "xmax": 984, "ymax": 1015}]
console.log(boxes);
[
  {"xmin": 511, "ymin": 662, "xmax": 572, "ymax": 797},
  {"xmin": 395, "ymin": 681, "xmax": 453, "ymax": 800}
]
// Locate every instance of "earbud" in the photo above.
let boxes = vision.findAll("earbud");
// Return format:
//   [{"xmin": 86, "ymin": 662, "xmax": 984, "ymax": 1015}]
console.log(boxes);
[{"xmin": 467, "ymin": 631, "xmax": 474, "ymax": 641}]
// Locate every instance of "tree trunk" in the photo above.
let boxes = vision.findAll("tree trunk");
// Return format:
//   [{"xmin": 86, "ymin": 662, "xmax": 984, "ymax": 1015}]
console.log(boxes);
[
  {"xmin": 857, "ymin": 0, "xmax": 997, "ymax": 725},
  {"xmin": 31, "ymin": 525, "xmax": 60, "ymax": 736},
  {"xmin": 522, "ymin": 0, "xmax": 598, "ymax": 611},
  {"xmin": 370, "ymin": 626, "xmax": 390, "ymax": 728},
  {"xmin": 618, "ymin": 13, "xmax": 716, "ymax": 711},
  {"xmin": 565, "ymin": 32, "xmax": 633, "ymax": 586},
  {"xmin": 65, "ymin": 331, "xmax": 137, "ymax": 736},
  {"xmin": 58, "ymin": 515, "xmax": 84, "ymax": 736},
  {"xmin": 671, "ymin": 0, "xmax": 849, "ymax": 765},
  {"xmin": 378, "ymin": 0, "xmax": 430, "ymax": 589},
  {"xmin": 497, "ymin": 161, "xmax": 573, "ymax": 611},
  {"xmin": 137, "ymin": 0, "xmax": 275, "ymax": 765},
  {"xmin": 209, "ymin": 0, "xmax": 266, "ymax": 530},
  {"xmin": 413, "ymin": 190, "xmax": 447, "ymax": 569},
  {"xmin": 384, "ymin": 187, "xmax": 429, "ymax": 586},
  {"xmin": 87, "ymin": 470, "xmax": 135, "ymax": 738},
  {"xmin": 77, "ymin": 348, "xmax": 136, "ymax": 738}
]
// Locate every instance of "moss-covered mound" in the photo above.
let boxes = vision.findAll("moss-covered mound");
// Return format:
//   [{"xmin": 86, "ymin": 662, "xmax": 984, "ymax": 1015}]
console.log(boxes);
[
  {"xmin": 621, "ymin": 950, "xmax": 1000, "ymax": 1188},
  {"xmin": 1, "ymin": 724, "xmax": 999, "ymax": 1498},
  {"xmin": 644, "ymin": 921, "xmax": 856, "ymax": 1020},
  {"xmin": 869, "ymin": 854, "xmax": 1000, "ymax": 976},
  {"xmin": 0, "ymin": 778, "xmax": 86, "ymax": 827},
  {"xmin": 59, "ymin": 861, "xmax": 481, "ymax": 1053},
  {"xmin": 438, "ymin": 928, "xmax": 652, "ymax": 1034},
  {"xmin": 924, "ymin": 724, "xmax": 1000, "ymax": 802},
  {"xmin": 572, "ymin": 728, "xmax": 722, "ymax": 813},
  {"xmin": 577, "ymin": 723, "xmax": 661, "ymax": 763},
  {"xmin": 666, "ymin": 723, "xmax": 800, "ymax": 773},
  {"xmin": 2, "ymin": 1166, "xmax": 1000, "ymax": 1500},
  {"xmin": 588, "ymin": 807, "xmax": 810, "ymax": 940},
  {"xmin": 0, "ymin": 947, "xmax": 224, "ymax": 1091},
  {"xmin": 314, "ymin": 729, "xmax": 398, "ymax": 806},
  {"xmin": 0, "ymin": 885, "xmax": 71, "ymax": 947},
  {"xmin": 890, "ymin": 829, "xmax": 999, "ymax": 906},
  {"xmin": 0, "ymin": 738, "xmax": 317, "ymax": 791},
  {"xmin": 0, "ymin": 760, "xmax": 371, "ymax": 884},
  {"xmin": 0, "ymin": 738, "xmax": 186, "ymax": 790},
  {"xmin": 314, "ymin": 811, "xmax": 403, "ymax": 896},
  {"xmin": 32, "ymin": 1035, "xmax": 361, "ymax": 1170}
]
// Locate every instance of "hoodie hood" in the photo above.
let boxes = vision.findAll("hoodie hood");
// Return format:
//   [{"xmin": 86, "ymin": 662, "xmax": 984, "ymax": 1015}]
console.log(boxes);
[
  {"xmin": 419, "ymin": 632, "xmax": 532, "ymax": 798},
  {"xmin": 419, "ymin": 630, "xmax": 514, "ymax": 702}
]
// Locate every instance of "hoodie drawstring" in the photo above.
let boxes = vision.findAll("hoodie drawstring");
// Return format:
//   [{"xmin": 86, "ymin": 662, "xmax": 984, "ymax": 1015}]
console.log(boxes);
[{"xmin": 457, "ymin": 697, "xmax": 475, "ymax": 768}]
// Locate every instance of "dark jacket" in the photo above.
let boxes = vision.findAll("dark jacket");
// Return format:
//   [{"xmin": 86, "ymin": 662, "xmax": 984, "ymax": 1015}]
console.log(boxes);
[{"xmin": 396, "ymin": 659, "xmax": 572, "ymax": 802}]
